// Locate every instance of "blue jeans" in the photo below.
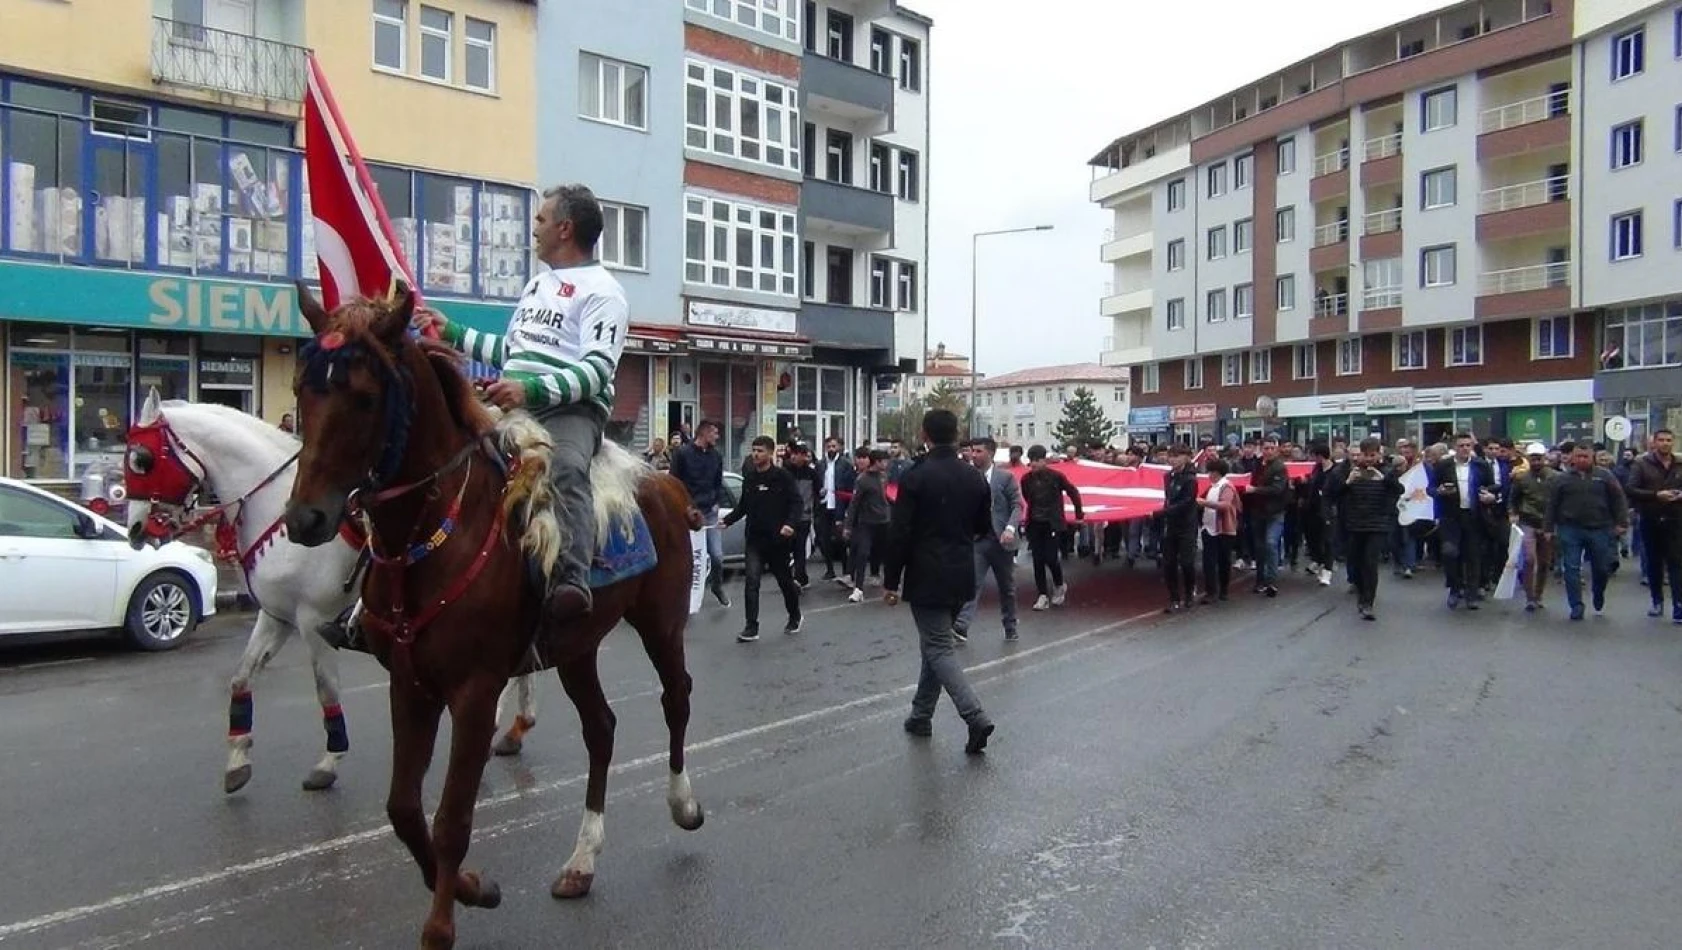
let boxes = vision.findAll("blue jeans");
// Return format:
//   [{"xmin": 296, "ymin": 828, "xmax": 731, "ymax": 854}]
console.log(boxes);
[
  {"xmin": 1557, "ymin": 524, "xmax": 1615, "ymax": 613},
  {"xmin": 701, "ymin": 507, "xmax": 726, "ymax": 590},
  {"xmin": 1391, "ymin": 522, "xmax": 1419, "ymax": 572},
  {"xmin": 1250, "ymin": 513, "xmax": 1285, "ymax": 586}
]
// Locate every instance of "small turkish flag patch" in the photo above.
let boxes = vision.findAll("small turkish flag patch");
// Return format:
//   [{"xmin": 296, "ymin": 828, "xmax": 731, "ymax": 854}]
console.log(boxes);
[{"xmin": 559, "ymin": 282, "xmax": 576, "ymax": 298}]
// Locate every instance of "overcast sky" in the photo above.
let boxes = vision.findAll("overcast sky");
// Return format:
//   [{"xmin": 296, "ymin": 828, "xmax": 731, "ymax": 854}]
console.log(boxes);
[{"xmin": 915, "ymin": 0, "xmax": 1448, "ymax": 376}]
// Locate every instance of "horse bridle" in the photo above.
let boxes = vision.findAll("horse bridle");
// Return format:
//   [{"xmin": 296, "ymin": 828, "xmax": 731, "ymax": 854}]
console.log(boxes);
[{"xmin": 126, "ymin": 416, "xmax": 300, "ymax": 546}]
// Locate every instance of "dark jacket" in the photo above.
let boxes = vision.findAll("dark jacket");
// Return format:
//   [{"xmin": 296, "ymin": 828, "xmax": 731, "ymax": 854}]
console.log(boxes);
[
  {"xmin": 1243, "ymin": 457, "xmax": 1291, "ymax": 517},
  {"xmin": 1625, "ymin": 452, "xmax": 1682, "ymax": 522},
  {"xmin": 1328, "ymin": 463, "xmax": 1403, "ymax": 533},
  {"xmin": 783, "ymin": 460, "xmax": 821, "ymax": 524},
  {"xmin": 1160, "ymin": 465, "xmax": 1200, "ymax": 536},
  {"xmin": 1508, "ymin": 465, "xmax": 1559, "ymax": 529},
  {"xmin": 1545, "ymin": 466, "xmax": 1630, "ymax": 533},
  {"xmin": 720, "ymin": 463, "xmax": 802, "ymax": 544},
  {"xmin": 819, "ymin": 453, "xmax": 857, "ymax": 513},
  {"xmin": 883, "ymin": 444, "xmax": 993, "ymax": 607},
  {"xmin": 843, "ymin": 470, "xmax": 891, "ymax": 530},
  {"xmin": 668, "ymin": 441, "xmax": 724, "ymax": 512},
  {"xmin": 1431, "ymin": 456, "xmax": 1499, "ymax": 523},
  {"xmin": 1021, "ymin": 467, "xmax": 1083, "ymax": 525}
]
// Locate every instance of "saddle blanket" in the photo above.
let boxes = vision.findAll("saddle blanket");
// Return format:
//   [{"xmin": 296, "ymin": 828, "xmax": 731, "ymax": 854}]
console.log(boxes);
[{"xmin": 587, "ymin": 509, "xmax": 657, "ymax": 589}]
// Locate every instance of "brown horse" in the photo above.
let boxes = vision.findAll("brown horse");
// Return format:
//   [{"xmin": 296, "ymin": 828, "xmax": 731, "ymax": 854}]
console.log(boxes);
[{"xmin": 280, "ymin": 284, "xmax": 704, "ymax": 950}]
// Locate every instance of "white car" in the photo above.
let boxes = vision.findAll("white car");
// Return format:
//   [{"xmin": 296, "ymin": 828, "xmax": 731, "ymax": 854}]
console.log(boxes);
[{"xmin": 0, "ymin": 477, "xmax": 218, "ymax": 650}]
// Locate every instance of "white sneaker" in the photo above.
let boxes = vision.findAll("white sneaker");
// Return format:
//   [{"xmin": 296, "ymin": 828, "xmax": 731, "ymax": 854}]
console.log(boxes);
[
  {"xmin": 1318, "ymin": 568, "xmax": 1333, "ymax": 586},
  {"xmin": 848, "ymin": 588, "xmax": 864, "ymax": 604},
  {"xmin": 1032, "ymin": 594, "xmax": 1051, "ymax": 611},
  {"xmin": 1051, "ymin": 585, "xmax": 1067, "ymax": 607}
]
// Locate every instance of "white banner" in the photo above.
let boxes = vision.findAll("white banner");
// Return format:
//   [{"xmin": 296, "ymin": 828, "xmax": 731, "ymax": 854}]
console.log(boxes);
[
  {"xmin": 1397, "ymin": 462, "xmax": 1434, "ymax": 525},
  {"xmin": 688, "ymin": 528, "xmax": 706, "ymax": 615}
]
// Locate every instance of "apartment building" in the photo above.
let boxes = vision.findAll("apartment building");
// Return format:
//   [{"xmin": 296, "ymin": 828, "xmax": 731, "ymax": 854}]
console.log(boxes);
[
  {"xmin": 974, "ymin": 363, "xmax": 1131, "ymax": 448},
  {"xmin": 538, "ymin": 0, "xmax": 931, "ymax": 460},
  {"xmin": 1, "ymin": 0, "xmax": 538, "ymax": 484},
  {"xmin": 1088, "ymin": 0, "xmax": 1604, "ymax": 450}
]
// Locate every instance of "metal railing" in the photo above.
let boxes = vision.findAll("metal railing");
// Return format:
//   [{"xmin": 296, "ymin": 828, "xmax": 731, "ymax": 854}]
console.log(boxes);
[
  {"xmin": 1313, "ymin": 220, "xmax": 1349, "ymax": 247},
  {"xmin": 1313, "ymin": 293, "xmax": 1349, "ymax": 318},
  {"xmin": 1363, "ymin": 207, "xmax": 1402, "ymax": 235},
  {"xmin": 1477, "ymin": 175, "xmax": 1570, "ymax": 213},
  {"xmin": 1479, "ymin": 261, "xmax": 1570, "ymax": 295},
  {"xmin": 151, "ymin": 16, "xmax": 308, "ymax": 101},
  {"xmin": 1478, "ymin": 89, "xmax": 1570, "ymax": 134},
  {"xmin": 1361, "ymin": 289, "xmax": 1402, "ymax": 310},
  {"xmin": 1362, "ymin": 132, "xmax": 1402, "ymax": 161},
  {"xmin": 1313, "ymin": 147, "xmax": 1350, "ymax": 177}
]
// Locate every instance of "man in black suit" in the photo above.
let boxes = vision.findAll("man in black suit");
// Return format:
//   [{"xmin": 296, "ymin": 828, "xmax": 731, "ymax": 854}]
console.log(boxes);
[
  {"xmin": 884, "ymin": 409, "xmax": 997, "ymax": 755},
  {"xmin": 1432, "ymin": 431, "xmax": 1501, "ymax": 609}
]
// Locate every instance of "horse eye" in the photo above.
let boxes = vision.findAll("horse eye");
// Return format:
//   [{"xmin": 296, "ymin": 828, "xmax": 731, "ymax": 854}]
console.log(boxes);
[{"xmin": 128, "ymin": 446, "xmax": 154, "ymax": 475}]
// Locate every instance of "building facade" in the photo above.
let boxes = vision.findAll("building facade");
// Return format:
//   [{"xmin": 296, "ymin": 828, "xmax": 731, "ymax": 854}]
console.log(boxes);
[
  {"xmin": 974, "ymin": 363, "xmax": 1131, "ymax": 448},
  {"xmin": 535, "ymin": 0, "xmax": 931, "ymax": 462},
  {"xmin": 1088, "ymin": 0, "xmax": 1617, "ymax": 450},
  {"xmin": 3, "ymin": 0, "xmax": 538, "ymax": 483}
]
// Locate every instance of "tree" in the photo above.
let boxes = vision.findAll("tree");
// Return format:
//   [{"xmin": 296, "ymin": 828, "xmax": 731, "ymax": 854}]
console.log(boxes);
[
  {"xmin": 876, "ymin": 393, "xmax": 925, "ymax": 443},
  {"xmin": 924, "ymin": 379, "xmax": 970, "ymax": 418},
  {"xmin": 1052, "ymin": 386, "xmax": 1116, "ymax": 452}
]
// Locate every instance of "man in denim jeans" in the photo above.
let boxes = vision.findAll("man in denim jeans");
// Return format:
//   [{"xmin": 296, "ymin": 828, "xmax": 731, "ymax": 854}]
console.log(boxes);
[
  {"xmin": 1242, "ymin": 436, "xmax": 1291, "ymax": 596},
  {"xmin": 1545, "ymin": 444, "xmax": 1629, "ymax": 621}
]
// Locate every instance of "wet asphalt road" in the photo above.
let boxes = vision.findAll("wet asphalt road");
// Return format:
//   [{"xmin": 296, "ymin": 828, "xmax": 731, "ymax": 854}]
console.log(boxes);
[{"xmin": 2, "ymin": 558, "xmax": 1681, "ymax": 950}]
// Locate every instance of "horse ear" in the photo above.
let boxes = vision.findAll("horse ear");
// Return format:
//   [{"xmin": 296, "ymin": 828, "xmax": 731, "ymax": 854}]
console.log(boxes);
[
  {"xmin": 139, "ymin": 387, "xmax": 162, "ymax": 425},
  {"xmin": 296, "ymin": 281, "xmax": 329, "ymax": 335},
  {"xmin": 372, "ymin": 281, "xmax": 415, "ymax": 342}
]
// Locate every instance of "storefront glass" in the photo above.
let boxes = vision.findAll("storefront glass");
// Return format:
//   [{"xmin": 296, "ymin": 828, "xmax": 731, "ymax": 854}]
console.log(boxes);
[
  {"xmin": 137, "ymin": 334, "xmax": 191, "ymax": 401},
  {"xmin": 727, "ymin": 362, "xmax": 758, "ymax": 464},
  {"xmin": 1597, "ymin": 398, "xmax": 1681, "ymax": 449},
  {"xmin": 71, "ymin": 329, "xmax": 132, "ymax": 476},
  {"xmin": 777, "ymin": 365, "xmax": 849, "ymax": 445},
  {"xmin": 197, "ymin": 336, "xmax": 261, "ymax": 412}
]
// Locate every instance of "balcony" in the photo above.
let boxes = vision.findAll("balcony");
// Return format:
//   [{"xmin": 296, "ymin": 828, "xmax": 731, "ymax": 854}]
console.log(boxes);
[
  {"xmin": 1477, "ymin": 177, "xmax": 1570, "ymax": 241},
  {"xmin": 1313, "ymin": 220, "xmax": 1350, "ymax": 247},
  {"xmin": 1478, "ymin": 176, "xmax": 1568, "ymax": 213},
  {"xmin": 797, "ymin": 300, "xmax": 894, "ymax": 351},
  {"xmin": 1311, "ymin": 148, "xmax": 1350, "ymax": 201},
  {"xmin": 1101, "ymin": 287, "xmax": 1152, "ymax": 316},
  {"xmin": 1090, "ymin": 142, "xmax": 1192, "ymax": 204},
  {"xmin": 1477, "ymin": 90, "xmax": 1570, "ymax": 161},
  {"xmin": 151, "ymin": 17, "xmax": 307, "ymax": 102},
  {"xmin": 1361, "ymin": 288, "xmax": 1402, "ymax": 310},
  {"xmin": 1362, "ymin": 208, "xmax": 1401, "ymax": 235},
  {"xmin": 1312, "ymin": 148, "xmax": 1350, "ymax": 177},
  {"xmin": 1476, "ymin": 261, "xmax": 1571, "ymax": 318},
  {"xmin": 802, "ymin": 54, "xmax": 894, "ymax": 120},
  {"xmin": 1314, "ymin": 292, "xmax": 1349, "ymax": 319},
  {"xmin": 801, "ymin": 178, "xmax": 893, "ymax": 235},
  {"xmin": 1362, "ymin": 132, "xmax": 1401, "ymax": 162},
  {"xmin": 1478, "ymin": 89, "xmax": 1569, "ymax": 134},
  {"xmin": 1100, "ymin": 230, "xmax": 1152, "ymax": 262}
]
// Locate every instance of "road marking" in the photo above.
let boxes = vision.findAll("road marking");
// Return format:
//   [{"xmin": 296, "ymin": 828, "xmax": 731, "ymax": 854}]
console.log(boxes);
[{"xmin": 0, "ymin": 605, "xmax": 1163, "ymax": 941}]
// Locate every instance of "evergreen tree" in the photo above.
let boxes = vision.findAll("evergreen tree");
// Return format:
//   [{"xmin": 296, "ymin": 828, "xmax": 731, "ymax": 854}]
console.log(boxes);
[{"xmin": 1052, "ymin": 386, "xmax": 1116, "ymax": 452}]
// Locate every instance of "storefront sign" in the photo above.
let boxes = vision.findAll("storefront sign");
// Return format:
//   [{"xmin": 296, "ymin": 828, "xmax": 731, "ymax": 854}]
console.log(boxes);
[
  {"xmin": 624, "ymin": 335, "xmax": 684, "ymax": 355},
  {"xmin": 1169, "ymin": 403, "xmax": 1217, "ymax": 425},
  {"xmin": 1505, "ymin": 408, "xmax": 1554, "ymax": 444},
  {"xmin": 689, "ymin": 335, "xmax": 811, "ymax": 359},
  {"xmin": 71, "ymin": 353, "xmax": 133, "ymax": 369},
  {"xmin": 1365, "ymin": 387, "xmax": 1415, "ymax": 413},
  {"xmin": 1128, "ymin": 406, "xmax": 1171, "ymax": 429},
  {"xmin": 686, "ymin": 301, "xmax": 798, "ymax": 336}
]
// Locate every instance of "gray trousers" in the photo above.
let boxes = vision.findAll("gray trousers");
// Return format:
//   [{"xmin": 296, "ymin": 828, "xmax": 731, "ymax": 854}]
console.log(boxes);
[
  {"xmin": 954, "ymin": 538, "xmax": 1018, "ymax": 634},
  {"xmin": 537, "ymin": 403, "xmax": 604, "ymax": 594},
  {"xmin": 908, "ymin": 603, "xmax": 987, "ymax": 725}
]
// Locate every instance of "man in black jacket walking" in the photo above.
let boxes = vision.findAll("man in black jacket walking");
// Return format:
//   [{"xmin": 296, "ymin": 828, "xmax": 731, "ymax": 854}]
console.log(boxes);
[
  {"xmin": 720, "ymin": 436, "xmax": 803, "ymax": 642},
  {"xmin": 1625, "ymin": 429, "xmax": 1682, "ymax": 623},
  {"xmin": 1160, "ymin": 444, "xmax": 1200, "ymax": 612},
  {"xmin": 668, "ymin": 420, "xmax": 731, "ymax": 607},
  {"xmin": 1329, "ymin": 437, "xmax": 1404, "ymax": 620},
  {"xmin": 884, "ymin": 410, "xmax": 996, "ymax": 755},
  {"xmin": 1433, "ymin": 432, "xmax": 1501, "ymax": 609},
  {"xmin": 1242, "ymin": 436, "xmax": 1291, "ymax": 596}
]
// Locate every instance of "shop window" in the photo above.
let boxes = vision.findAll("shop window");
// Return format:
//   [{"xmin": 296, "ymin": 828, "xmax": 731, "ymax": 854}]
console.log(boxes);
[
  {"xmin": 419, "ymin": 173, "xmax": 475, "ymax": 294},
  {"xmin": 3, "ymin": 105, "xmax": 85, "ymax": 255},
  {"xmin": 136, "ymin": 334, "xmax": 192, "ymax": 403},
  {"xmin": 608, "ymin": 353, "xmax": 651, "ymax": 449},
  {"xmin": 477, "ymin": 185, "xmax": 528, "ymax": 299}
]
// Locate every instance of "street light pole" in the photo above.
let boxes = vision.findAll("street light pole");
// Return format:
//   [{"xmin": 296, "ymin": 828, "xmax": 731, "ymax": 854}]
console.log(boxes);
[{"xmin": 970, "ymin": 224, "xmax": 1053, "ymax": 437}]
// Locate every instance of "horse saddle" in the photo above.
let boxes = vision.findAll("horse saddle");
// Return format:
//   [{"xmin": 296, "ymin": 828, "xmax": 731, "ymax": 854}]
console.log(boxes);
[{"xmin": 522, "ymin": 508, "xmax": 657, "ymax": 598}]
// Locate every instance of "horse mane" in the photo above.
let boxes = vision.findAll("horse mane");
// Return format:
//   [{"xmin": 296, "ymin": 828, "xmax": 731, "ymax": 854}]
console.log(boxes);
[
  {"xmin": 414, "ymin": 336, "xmax": 494, "ymax": 437},
  {"xmin": 160, "ymin": 400, "xmax": 301, "ymax": 457}
]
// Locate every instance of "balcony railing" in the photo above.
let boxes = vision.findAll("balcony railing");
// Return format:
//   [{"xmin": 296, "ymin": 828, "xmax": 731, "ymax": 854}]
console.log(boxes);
[
  {"xmin": 1479, "ymin": 262, "xmax": 1570, "ymax": 295},
  {"xmin": 1313, "ymin": 148, "xmax": 1350, "ymax": 177},
  {"xmin": 1363, "ymin": 207, "xmax": 1402, "ymax": 235},
  {"xmin": 1362, "ymin": 289, "xmax": 1402, "ymax": 310},
  {"xmin": 1477, "ymin": 175, "xmax": 1570, "ymax": 213},
  {"xmin": 1313, "ymin": 293, "xmax": 1349, "ymax": 318},
  {"xmin": 1478, "ymin": 89, "xmax": 1570, "ymax": 134},
  {"xmin": 1362, "ymin": 132, "xmax": 1402, "ymax": 161},
  {"xmin": 1313, "ymin": 220, "xmax": 1350, "ymax": 247},
  {"xmin": 151, "ymin": 16, "xmax": 308, "ymax": 102}
]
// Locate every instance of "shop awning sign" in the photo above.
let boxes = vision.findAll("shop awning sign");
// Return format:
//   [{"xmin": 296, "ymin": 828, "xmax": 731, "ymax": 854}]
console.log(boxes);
[
  {"xmin": 1169, "ymin": 403, "xmax": 1217, "ymax": 424},
  {"xmin": 1365, "ymin": 387, "xmax": 1415, "ymax": 413},
  {"xmin": 688, "ymin": 335, "xmax": 811, "ymax": 359}
]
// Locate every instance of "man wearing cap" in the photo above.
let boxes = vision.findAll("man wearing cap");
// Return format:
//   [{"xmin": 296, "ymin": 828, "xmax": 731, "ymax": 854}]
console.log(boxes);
[{"xmin": 1508, "ymin": 442, "xmax": 1560, "ymax": 612}]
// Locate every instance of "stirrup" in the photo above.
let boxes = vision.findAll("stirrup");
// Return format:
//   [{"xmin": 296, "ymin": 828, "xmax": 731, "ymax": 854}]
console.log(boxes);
[{"xmin": 317, "ymin": 604, "xmax": 365, "ymax": 652}]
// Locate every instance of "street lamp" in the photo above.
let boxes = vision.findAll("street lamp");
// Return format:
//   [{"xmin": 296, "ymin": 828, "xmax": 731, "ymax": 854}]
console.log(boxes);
[{"xmin": 970, "ymin": 224, "xmax": 1054, "ymax": 436}]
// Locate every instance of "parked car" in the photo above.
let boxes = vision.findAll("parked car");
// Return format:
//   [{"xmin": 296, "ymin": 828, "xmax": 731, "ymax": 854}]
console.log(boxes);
[
  {"xmin": 717, "ymin": 469, "xmax": 745, "ymax": 573},
  {"xmin": 0, "ymin": 477, "xmax": 218, "ymax": 650}
]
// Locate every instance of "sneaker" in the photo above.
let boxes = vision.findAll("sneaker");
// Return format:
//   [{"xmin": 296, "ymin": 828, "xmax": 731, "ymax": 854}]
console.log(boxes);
[
  {"xmin": 1402, "ymin": 568, "xmax": 1414, "ymax": 579},
  {"xmin": 1648, "ymin": 603, "xmax": 1664, "ymax": 618},
  {"xmin": 1358, "ymin": 606, "xmax": 1375, "ymax": 621},
  {"xmin": 835, "ymin": 576, "xmax": 854, "ymax": 588},
  {"xmin": 1163, "ymin": 602, "xmax": 1182, "ymax": 615},
  {"xmin": 736, "ymin": 627, "xmax": 760, "ymax": 643},
  {"xmin": 797, "ymin": 578, "xmax": 811, "ymax": 591},
  {"xmin": 1592, "ymin": 590, "xmax": 1605, "ymax": 613},
  {"xmin": 1032, "ymin": 594, "xmax": 1051, "ymax": 611},
  {"xmin": 1318, "ymin": 568, "xmax": 1333, "ymax": 586},
  {"xmin": 952, "ymin": 626, "xmax": 969, "ymax": 644},
  {"xmin": 1003, "ymin": 628, "xmax": 1019, "ymax": 642},
  {"xmin": 1051, "ymin": 585, "xmax": 1068, "ymax": 607},
  {"xmin": 1525, "ymin": 600, "xmax": 1539, "ymax": 613},
  {"xmin": 903, "ymin": 716, "xmax": 932, "ymax": 737},
  {"xmin": 783, "ymin": 616, "xmax": 802, "ymax": 635},
  {"xmin": 1264, "ymin": 585, "xmax": 1279, "ymax": 598},
  {"xmin": 711, "ymin": 586, "xmax": 732, "ymax": 608},
  {"xmin": 848, "ymin": 588, "xmax": 864, "ymax": 604},
  {"xmin": 822, "ymin": 570, "xmax": 837, "ymax": 582},
  {"xmin": 964, "ymin": 720, "xmax": 995, "ymax": 755}
]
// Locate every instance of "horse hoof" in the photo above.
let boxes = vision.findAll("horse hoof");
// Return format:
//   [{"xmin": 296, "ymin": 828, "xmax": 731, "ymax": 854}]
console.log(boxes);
[
  {"xmin": 490, "ymin": 734, "xmax": 523, "ymax": 757},
  {"xmin": 302, "ymin": 769, "xmax": 338, "ymax": 791},
  {"xmin": 672, "ymin": 803, "xmax": 705, "ymax": 832},
  {"xmin": 550, "ymin": 870, "xmax": 594, "ymax": 900},
  {"xmin": 471, "ymin": 873, "xmax": 502, "ymax": 910},
  {"xmin": 224, "ymin": 765, "xmax": 252, "ymax": 795}
]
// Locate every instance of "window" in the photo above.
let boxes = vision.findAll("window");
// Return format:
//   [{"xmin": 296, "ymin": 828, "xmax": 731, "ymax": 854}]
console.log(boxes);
[
  {"xmin": 1276, "ymin": 274, "xmax": 1296, "ymax": 311},
  {"xmin": 1207, "ymin": 163, "xmax": 1227, "ymax": 198},
  {"xmin": 581, "ymin": 54, "xmax": 649, "ymax": 130},
  {"xmin": 1184, "ymin": 359, "xmax": 1204, "ymax": 389},
  {"xmin": 896, "ymin": 150, "xmax": 920, "ymax": 201},
  {"xmin": 1207, "ymin": 288, "xmax": 1228, "ymax": 323},
  {"xmin": 825, "ymin": 129, "xmax": 853, "ymax": 184},
  {"xmin": 465, "ymin": 18, "xmax": 496, "ymax": 91},
  {"xmin": 1448, "ymin": 326, "xmax": 1483, "ymax": 367},
  {"xmin": 1395, "ymin": 330, "xmax": 1428, "ymax": 370},
  {"xmin": 1277, "ymin": 138, "xmax": 1297, "ymax": 175},
  {"xmin": 898, "ymin": 36, "xmax": 922, "ymax": 91},
  {"xmin": 1141, "ymin": 364, "xmax": 1160, "ymax": 393},
  {"xmin": 1677, "ymin": 104, "xmax": 1682, "ymax": 152},
  {"xmin": 1167, "ymin": 178, "xmax": 1186, "ymax": 212},
  {"xmin": 684, "ymin": 60, "xmax": 801, "ymax": 172},
  {"xmin": 1612, "ymin": 210, "xmax": 1644, "ymax": 260},
  {"xmin": 1222, "ymin": 353, "xmax": 1243, "ymax": 386},
  {"xmin": 373, "ymin": 0, "xmax": 405, "ymax": 71},
  {"xmin": 1251, "ymin": 349, "xmax": 1273, "ymax": 384},
  {"xmin": 1363, "ymin": 257, "xmax": 1403, "ymax": 309},
  {"xmin": 1234, "ymin": 218, "xmax": 1253, "ymax": 254},
  {"xmin": 825, "ymin": 9, "xmax": 854, "ymax": 60},
  {"xmin": 0, "ymin": 488, "xmax": 81, "ymax": 540},
  {"xmin": 896, "ymin": 261, "xmax": 918, "ymax": 311},
  {"xmin": 419, "ymin": 6, "xmax": 452, "ymax": 81},
  {"xmin": 1234, "ymin": 283, "xmax": 1254, "ymax": 319},
  {"xmin": 1422, "ymin": 245, "xmax": 1457, "ymax": 287},
  {"xmin": 599, "ymin": 202, "xmax": 647, "ymax": 271},
  {"xmin": 684, "ymin": 0, "xmax": 800, "ymax": 43},
  {"xmin": 1602, "ymin": 300, "xmax": 1682, "ymax": 369},
  {"xmin": 869, "ymin": 255, "xmax": 889, "ymax": 306},
  {"xmin": 1276, "ymin": 206, "xmax": 1296, "ymax": 242},
  {"xmin": 683, "ymin": 193, "xmax": 799, "ymax": 296},
  {"xmin": 1422, "ymin": 86, "xmax": 1457, "ymax": 131},
  {"xmin": 1207, "ymin": 225, "xmax": 1227, "ymax": 260},
  {"xmin": 1166, "ymin": 297, "xmax": 1186, "ymax": 331},
  {"xmin": 868, "ymin": 142, "xmax": 890, "ymax": 192},
  {"xmin": 1612, "ymin": 27, "xmax": 1645, "ymax": 81},
  {"xmin": 1676, "ymin": 198, "xmax": 1682, "ymax": 248},
  {"xmin": 1611, "ymin": 120, "xmax": 1644, "ymax": 169},
  {"xmin": 1166, "ymin": 239, "xmax": 1185, "ymax": 271},
  {"xmin": 802, "ymin": 241, "xmax": 816, "ymax": 297},
  {"xmin": 1422, "ymin": 166, "xmax": 1457, "ymax": 208},
  {"xmin": 825, "ymin": 246, "xmax": 853, "ymax": 303},
  {"xmin": 1293, "ymin": 343, "xmax": 1317, "ymax": 380},
  {"xmin": 869, "ymin": 28, "xmax": 891, "ymax": 74},
  {"xmin": 1535, "ymin": 315, "xmax": 1573, "ymax": 359},
  {"xmin": 1235, "ymin": 153, "xmax": 1254, "ymax": 189},
  {"xmin": 1337, "ymin": 338, "xmax": 1363, "ymax": 375}
]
